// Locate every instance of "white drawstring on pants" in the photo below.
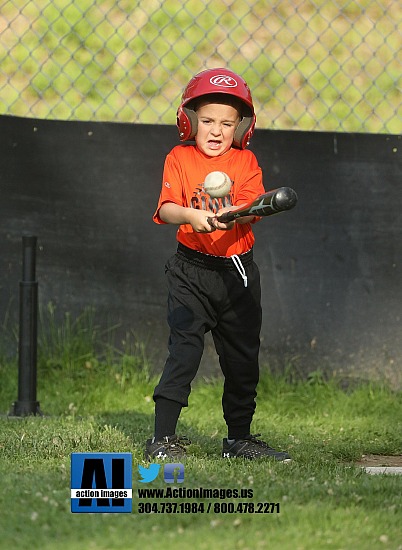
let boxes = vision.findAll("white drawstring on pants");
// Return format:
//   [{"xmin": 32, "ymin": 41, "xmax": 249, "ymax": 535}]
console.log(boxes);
[{"xmin": 231, "ymin": 255, "xmax": 248, "ymax": 287}]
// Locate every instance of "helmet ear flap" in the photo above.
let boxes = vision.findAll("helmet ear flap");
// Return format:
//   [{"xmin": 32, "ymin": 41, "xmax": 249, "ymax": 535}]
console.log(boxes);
[
  {"xmin": 177, "ymin": 106, "xmax": 198, "ymax": 141},
  {"xmin": 233, "ymin": 116, "xmax": 255, "ymax": 149}
]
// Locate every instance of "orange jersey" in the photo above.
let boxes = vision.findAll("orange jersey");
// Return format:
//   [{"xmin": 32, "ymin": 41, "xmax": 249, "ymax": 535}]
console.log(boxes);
[{"xmin": 153, "ymin": 145, "xmax": 265, "ymax": 257}]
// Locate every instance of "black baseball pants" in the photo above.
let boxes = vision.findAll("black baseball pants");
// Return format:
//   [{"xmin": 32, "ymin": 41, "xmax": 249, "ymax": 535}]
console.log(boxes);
[{"xmin": 153, "ymin": 245, "xmax": 262, "ymax": 436}]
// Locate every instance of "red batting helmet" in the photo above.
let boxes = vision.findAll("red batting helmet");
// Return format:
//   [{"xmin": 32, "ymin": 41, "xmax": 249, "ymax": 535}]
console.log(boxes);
[{"xmin": 176, "ymin": 68, "xmax": 256, "ymax": 149}]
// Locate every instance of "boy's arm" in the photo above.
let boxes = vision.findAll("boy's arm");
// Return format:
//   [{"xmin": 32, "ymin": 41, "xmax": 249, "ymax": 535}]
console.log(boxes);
[{"xmin": 159, "ymin": 202, "xmax": 217, "ymax": 233}]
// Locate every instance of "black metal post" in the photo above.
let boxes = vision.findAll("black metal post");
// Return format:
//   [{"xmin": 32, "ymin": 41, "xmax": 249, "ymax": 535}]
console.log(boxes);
[{"xmin": 9, "ymin": 235, "xmax": 42, "ymax": 416}]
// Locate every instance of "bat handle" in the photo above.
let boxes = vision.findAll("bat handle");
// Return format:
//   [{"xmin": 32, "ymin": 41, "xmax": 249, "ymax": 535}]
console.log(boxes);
[
  {"xmin": 207, "ymin": 213, "xmax": 233, "ymax": 225},
  {"xmin": 215, "ymin": 211, "xmax": 235, "ymax": 223}
]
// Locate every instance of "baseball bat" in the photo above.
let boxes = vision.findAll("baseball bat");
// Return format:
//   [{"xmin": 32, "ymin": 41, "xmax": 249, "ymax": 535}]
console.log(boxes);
[{"xmin": 210, "ymin": 187, "xmax": 298, "ymax": 224}]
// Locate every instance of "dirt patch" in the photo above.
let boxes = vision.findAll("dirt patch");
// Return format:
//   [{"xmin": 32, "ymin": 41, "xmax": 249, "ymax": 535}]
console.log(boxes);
[{"xmin": 355, "ymin": 454, "xmax": 402, "ymax": 467}]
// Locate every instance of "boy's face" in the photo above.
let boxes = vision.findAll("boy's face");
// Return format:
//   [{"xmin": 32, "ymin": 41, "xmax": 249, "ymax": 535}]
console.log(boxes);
[{"xmin": 194, "ymin": 101, "xmax": 241, "ymax": 157}]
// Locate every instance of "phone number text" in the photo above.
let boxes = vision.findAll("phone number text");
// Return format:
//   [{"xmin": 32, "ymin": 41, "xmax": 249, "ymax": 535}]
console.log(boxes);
[{"xmin": 137, "ymin": 501, "xmax": 280, "ymax": 514}]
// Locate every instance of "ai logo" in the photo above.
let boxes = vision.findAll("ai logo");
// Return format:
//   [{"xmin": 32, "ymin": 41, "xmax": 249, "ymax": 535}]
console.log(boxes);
[{"xmin": 71, "ymin": 453, "xmax": 132, "ymax": 513}]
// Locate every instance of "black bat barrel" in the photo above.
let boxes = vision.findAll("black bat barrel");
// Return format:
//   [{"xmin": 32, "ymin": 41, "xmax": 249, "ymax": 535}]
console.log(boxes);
[
  {"xmin": 272, "ymin": 187, "xmax": 298, "ymax": 210},
  {"xmin": 214, "ymin": 186, "xmax": 298, "ymax": 223},
  {"xmin": 260, "ymin": 186, "xmax": 298, "ymax": 215}
]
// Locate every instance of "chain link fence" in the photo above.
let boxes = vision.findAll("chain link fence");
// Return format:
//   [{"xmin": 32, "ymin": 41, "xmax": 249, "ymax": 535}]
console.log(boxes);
[{"xmin": 0, "ymin": 0, "xmax": 400, "ymax": 133}]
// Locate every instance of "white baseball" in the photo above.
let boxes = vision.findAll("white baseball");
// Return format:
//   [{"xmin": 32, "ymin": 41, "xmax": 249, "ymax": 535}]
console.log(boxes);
[{"xmin": 204, "ymin": 171, "xmax": 232, "ymax": 198}]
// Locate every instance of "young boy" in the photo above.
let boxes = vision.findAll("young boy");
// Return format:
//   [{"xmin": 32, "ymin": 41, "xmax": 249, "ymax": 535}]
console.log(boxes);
[{"xmin": 146, "ymin": 68, "xmax": 291, "ymax": 462}]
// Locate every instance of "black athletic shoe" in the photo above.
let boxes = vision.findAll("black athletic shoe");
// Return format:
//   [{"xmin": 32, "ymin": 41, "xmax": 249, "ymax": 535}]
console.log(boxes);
[
  {"xmin": 144, "ymin": 435, "xmax": 191, "ymax": 460},
  {"xmin": 222, "ymin": 434, "xmax": 291, "ymax": 462}
]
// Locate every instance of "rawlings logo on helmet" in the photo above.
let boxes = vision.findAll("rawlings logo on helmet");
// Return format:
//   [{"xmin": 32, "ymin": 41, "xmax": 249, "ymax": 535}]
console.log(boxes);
[{"xmin": 209, "ymin": 75, "xmax": 238, "ymax": 88}]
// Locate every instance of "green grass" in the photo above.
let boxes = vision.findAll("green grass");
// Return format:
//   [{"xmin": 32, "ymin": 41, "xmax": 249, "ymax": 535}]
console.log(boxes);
[
  {"xmin": 0, "ymin": 0, "xmax": 400, "ymax": 132},
  {"xmin": 0, "ymin": 310, "xmax": 401, "ymax": 549}
]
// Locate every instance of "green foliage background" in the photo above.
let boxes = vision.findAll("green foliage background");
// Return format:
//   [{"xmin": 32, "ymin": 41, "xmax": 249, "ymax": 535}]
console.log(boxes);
[{"xmin": 0, "ymin": 0, "xmax": 400, "ymax": 132}]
